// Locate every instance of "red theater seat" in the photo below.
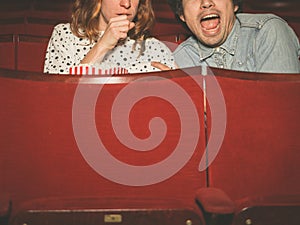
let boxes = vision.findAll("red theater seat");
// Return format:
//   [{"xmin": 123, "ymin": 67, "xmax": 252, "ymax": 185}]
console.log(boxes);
[
  {"xmin": 0, "ymin": 35, "xmax": 16, "ymax": 70},
  {"xmin": 203, "ymin": 69, "xmax": 300, "ymax": 225},
  {"xmin": 151, "ymin": 0, "xmax": 190, "ymax": 36},
  {"xmin": 16, "ymin": 35, "xmax": 49, "ymax": 72},
  {"xmin": 233, "ymin": 194, "xmax": 300, "ymax": 225},
  {"xmin": 11, "ymin": 197, "xmax": 203, "ymax": 225},
  {"xmin": 205, "ymin": 70, "xmax": 300, "ymax": 201},
  {"xmin": 243, "ymin": 0, "xmax": 300, "ymax": 16},
  {"xmin": 0, "ymin": 0, "xmax": 29, "ymax": 35},
  {"xmin": 0, "ymin": 66, "xmax": 299, "ymax": 224},
  {"xmin": 0, "ymin": 0, "xmax": 31, "ymax": 14},
  {"xmin": 0, "ymin": 0, "xmax": 71, "ymax": 36},
  {"xmin": 0, "ymin": 68, "xmax": 206, "ymax": 224},
  {"xmin": 155, "ymin": 33, "xmax": 189, "ymax": 51},
  {"xmin": 24, "ymin": 17, "xmax": 68, "ymax": 37},
  {"xmin": 25, "ymin": 0, "xmax": 71, "ymax": 36},
  {"xmin": 0, "ymin": 17, "xmax": 26, "ymax": 35}
]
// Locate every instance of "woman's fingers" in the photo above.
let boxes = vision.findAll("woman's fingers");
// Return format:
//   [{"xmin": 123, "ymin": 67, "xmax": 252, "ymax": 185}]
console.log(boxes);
[
  {"xmin": 108, "ymin": 15, "xmax": 135, "ymax": 33},
  {"xmin": 101, "ymin": 16, "xmax": 135, "ymax": 48}
]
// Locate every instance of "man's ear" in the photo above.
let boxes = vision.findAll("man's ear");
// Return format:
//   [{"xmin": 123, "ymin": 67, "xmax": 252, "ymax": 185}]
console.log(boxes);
[
  {"xmin": 179, "ymin": 14, "xmax": 186, "ymax": 22},
  {"xmin": 234, "ymin": 5, "xmax": 239, "ymax": 13}
]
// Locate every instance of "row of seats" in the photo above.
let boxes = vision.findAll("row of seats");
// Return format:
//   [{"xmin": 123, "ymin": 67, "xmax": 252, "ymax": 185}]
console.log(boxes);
[
  {"xmin": 0, "ymin": 34, "xmax": 48, "ymax": 72},
  {"xmin": 0, "ymin": 0, "xmax": 190, "ymax": 71},
  {"xmin": 1, "ymin": 0, "xmax": 299, "ymax": 37},
  {"xmin": 0, "ymin": 33, "xmax": 188, "ymax": 73},
  {"xmin": 1, "ymin": 2, "xmax": 299, "ymax": 71},
  {"xmin": 0, "ymin": 0, "xmax": 189, "ymax": 37},
  {"xmin": 0, "ymin": 1, "xmax": 299, "ymax": 225},
  {"xmin": 0, "ymin": 67, "xmax": 299, "ymax": 225},
  {"xmin": 0, "ymin": 0, "xmax": 72, "ymax": 36},
  {"xmin": 1, "ymin": 0, "xmax": 299, "ymax": 74}
]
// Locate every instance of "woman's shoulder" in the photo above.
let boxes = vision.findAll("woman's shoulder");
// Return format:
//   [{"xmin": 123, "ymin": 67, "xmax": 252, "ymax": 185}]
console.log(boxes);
[
  {"xmin": 51, "ymin": 23, "xmax": 91, "ymax": 44},
  {"xmin": 50, "ymin": 23, "xmax": 73, "ymax": 38},
  {"xmin": 145, "ymin": 37, "xmax": 173, "ymax": 51},
  {"xmin": 53, "ymin": 23, "xmax": 72, "ymax": 32}
]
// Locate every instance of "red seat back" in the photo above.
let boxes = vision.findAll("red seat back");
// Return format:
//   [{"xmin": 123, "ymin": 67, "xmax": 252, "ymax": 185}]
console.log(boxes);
[
  {"xmin": 0, "ymin": 69, "xmax": 206, "ymax": 216},
  {"xmin": 16, "ymin": 35, "xmax": 49, "ymax": 72},
  {"xmin": 0, "ymin": 35, "xmax": 16, "ymax": 70},
  {"xmin": 205, "ymin": 70, "xmax": 300, "ymax": 200}
]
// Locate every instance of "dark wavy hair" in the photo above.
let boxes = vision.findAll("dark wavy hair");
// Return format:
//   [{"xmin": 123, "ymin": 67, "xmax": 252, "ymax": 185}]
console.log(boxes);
[
  {"xmin": 167, "ymin": 0, "xmax": 243, "ymax": 16},
  {"xmin": 71, "ymin": 0, "xmax": 155, "ymax": 43}
]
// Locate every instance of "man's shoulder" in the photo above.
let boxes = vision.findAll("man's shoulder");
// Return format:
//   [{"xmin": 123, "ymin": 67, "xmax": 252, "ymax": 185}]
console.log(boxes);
[
  {"xmin": 172, "ymin": 36, "xmax": 203, "ymax": 68},
  {"xmin": 174, "ymin": 36, "xmax": 199, "ymax": 54},
  {"xmin": 236, "ymin": 13, "xmax": 287, "ymax": 29}
]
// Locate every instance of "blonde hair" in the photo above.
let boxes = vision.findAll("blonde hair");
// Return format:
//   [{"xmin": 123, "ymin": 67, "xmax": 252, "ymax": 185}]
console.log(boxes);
[{"xmin": 71, "ymin": 0, "xmax": 155, "ymax": 43}]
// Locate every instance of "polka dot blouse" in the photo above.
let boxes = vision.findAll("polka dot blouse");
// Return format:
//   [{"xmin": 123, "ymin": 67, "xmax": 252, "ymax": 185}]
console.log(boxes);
[{"xmin": 44, "ymin": 23, "xmax": 175, "ymax": 74}]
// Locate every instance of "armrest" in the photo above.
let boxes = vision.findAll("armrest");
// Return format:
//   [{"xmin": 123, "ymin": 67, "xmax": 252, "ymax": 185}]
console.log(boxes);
[
  {"xmin": 195, "ymin": 188, "xmax": 235, "ymax": 225},
  {"xmin": 0, "ymin": 194, "xmax": 11, "ymax": 225}
]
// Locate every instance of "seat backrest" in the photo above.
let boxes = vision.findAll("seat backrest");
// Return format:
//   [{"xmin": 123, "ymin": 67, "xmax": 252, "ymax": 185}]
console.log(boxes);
[
  {"xmin": 0, "ymin": 35, "xmax": 16, "ymax": 70},
  {"xmin": 16, "ymin": 34, "xmax": 49, "ymax": 72},
  {"xmin": 205, "ymin": 69, "xmax": 300, "ymax": 201},
  {"xmin": 0, "ymin": 68, "xmax": 206, "ymax": 217},
  {"xmin": 151, "ymin": 0, "xmax": 190, "ymax": 36}
]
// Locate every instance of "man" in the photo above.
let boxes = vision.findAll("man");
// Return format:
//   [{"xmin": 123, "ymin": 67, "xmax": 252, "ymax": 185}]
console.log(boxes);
[{"xmin": 164, "ymin": 0, "xmax": 300, "ymax": 73}]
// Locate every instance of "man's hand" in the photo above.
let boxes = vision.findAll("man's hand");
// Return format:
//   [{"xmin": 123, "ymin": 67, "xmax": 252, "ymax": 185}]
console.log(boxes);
[{"xmin": 151, "ymin": 61, "xmax": 174, "ymax": 71}]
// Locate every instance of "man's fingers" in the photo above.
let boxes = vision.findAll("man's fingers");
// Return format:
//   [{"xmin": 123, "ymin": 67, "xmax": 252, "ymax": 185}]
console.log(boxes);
[{"xmin": 151, "ymin": 62, "xmax": 171, "ymax": 71}]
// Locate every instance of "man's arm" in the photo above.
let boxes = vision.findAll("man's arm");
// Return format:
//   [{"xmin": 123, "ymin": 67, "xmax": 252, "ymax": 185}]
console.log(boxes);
[{"xmin": 255, "ymin": 18, "xmax": 300, "ymax": 73}]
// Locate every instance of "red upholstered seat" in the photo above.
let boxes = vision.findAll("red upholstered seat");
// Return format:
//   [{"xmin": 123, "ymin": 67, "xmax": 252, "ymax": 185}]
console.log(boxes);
[
  {"xmin": 0, "ymin": 35, "xmax": 16, "ymax": 70},
  {"xmin": 0, "ymin": 34, "xmax": 49, "ymax": 73},
  {"xmin": 0, "ymin": 67, "xmax": 300, "ymax": 224},
  {"xmin": 16, "ymin": 35, "xmax": 49, "ymax": 72},
  {"xmin": 204, "ymin": 69, "xmax": 300, "ymax": 224},
  {"xmin": 0, "ymin": 68, "xmax": 206, "ymax": 224},
  {"xmin": 205, "ymin": 70, "xmax": 300, "ymax": 201}
]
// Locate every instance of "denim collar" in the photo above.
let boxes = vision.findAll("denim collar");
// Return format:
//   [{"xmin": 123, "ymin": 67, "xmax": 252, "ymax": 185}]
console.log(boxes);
[{"xmin": 197, "ymin": 18, "xmax": 240, "ymax": 61}]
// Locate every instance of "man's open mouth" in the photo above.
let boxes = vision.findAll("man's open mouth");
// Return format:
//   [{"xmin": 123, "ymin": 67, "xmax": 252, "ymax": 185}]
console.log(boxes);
[{"xmin": 200, "ymin": 14, "xmax": 220, "ymax": 30}]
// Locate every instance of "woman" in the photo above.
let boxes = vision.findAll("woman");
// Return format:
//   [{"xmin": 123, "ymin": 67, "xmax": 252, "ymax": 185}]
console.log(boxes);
[{"xmin": 44, "ymin": 0, "xmax": 175, "ymax": 74}]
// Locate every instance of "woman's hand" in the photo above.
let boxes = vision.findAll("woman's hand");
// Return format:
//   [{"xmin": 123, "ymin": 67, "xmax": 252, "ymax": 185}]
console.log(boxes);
[
  {"xmin": 100, "ymin": 15, "xmax": 135, "ymax": 50},
  {"xmin": 81, "ymin": 15, "xmax": 134, "ymax": 64}
]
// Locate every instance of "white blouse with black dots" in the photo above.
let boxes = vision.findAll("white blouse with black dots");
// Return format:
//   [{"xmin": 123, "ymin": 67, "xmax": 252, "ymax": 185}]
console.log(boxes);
[{"xmin": 44, "ymin": 23, "xmax": 175, "ymax": 74}]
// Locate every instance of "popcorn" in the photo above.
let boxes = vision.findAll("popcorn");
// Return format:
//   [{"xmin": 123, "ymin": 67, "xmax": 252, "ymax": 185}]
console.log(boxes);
[{"xmin": 69, "ymin": 65, "xmax": 128, "ymax": 75}]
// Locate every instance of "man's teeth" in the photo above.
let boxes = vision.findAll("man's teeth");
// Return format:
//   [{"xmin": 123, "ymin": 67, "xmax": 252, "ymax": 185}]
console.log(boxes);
[{"xmin": 202, "ymin": 14, "xmax": 219, "ymax": 20}]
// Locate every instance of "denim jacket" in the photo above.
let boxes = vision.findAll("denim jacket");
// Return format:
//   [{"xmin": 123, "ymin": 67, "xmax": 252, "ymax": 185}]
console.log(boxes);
[{"xmin": 173, "ymin": 13, "xmax": 300, "ymax": 73}]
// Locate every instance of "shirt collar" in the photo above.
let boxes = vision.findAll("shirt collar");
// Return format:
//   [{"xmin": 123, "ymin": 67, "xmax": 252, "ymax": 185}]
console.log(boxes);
[{"xmin": 197, "ymin": 18, "xmax": 240, "ymax": 60}]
